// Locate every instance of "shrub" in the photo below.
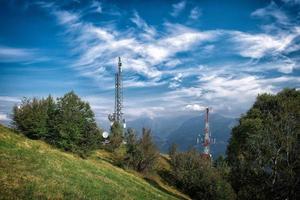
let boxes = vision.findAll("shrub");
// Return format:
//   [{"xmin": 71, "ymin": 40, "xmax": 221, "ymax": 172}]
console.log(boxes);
[
  {"xmin": 169, "ymin": 148, "xmax": 236, "ymax": 200},
  {"xmin": 124, "ymin": 128, "xmax": 159, "ymax": 173}
]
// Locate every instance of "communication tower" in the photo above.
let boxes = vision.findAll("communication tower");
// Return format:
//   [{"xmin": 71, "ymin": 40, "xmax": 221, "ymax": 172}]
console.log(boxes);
[
  {"xmin": 203, "ymin": 107, "xmax": 211, "ymax": 157},
  {"xmin": 108, "ymin": 57, "xmax": 126, "ymax": 131}
]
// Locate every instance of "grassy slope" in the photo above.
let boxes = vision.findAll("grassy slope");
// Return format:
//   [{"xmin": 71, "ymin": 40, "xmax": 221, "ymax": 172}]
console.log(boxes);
[{"xmin": 0, "ymin": 125, "xmax": 187, "ymax": 200}]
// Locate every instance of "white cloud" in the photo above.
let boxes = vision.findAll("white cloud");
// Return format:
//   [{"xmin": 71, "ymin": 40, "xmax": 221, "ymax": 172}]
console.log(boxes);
[
  {"xmin": 131, "ymin": 11, "xmax": 156, "ymax": 40},
  {"xmin": 170, "ymin": 1, "xmax": 186, "ymax": 17},
  {"xmin": 44, "ymin": 4, "xmax": 219, "ymax": 82},
  {"xmin": 184, "ymin": 104, "xmax": 206, "ymax": 111},
  {"xmin": 53, "ymin": 10, "xmax": 79, "ymax": 25},
  {"xmin": 169, "ymin": 73, "xmax": 183, "ymax": 88},
  {"xmin": 230, "ymin": 31, "xmax": 296, "ymax": 59},
  {"xmin": 189, "ymin": 7, "xmax": 202, "ymax": 20},
  {"xmin": 251, "ymin": 1, "xmax": 289, "ymax": 24},
  {"xmin": 91, "ymin": 0, "xmax": 102, "ymax": 13},
  {"xmin": 282, "ymin": 0, "xmax": 300, "ymax": 5},
  {"xmin": 0, "ymin": 96, "xmax": 20, "ymax": 102},
  {"xmin": 0, "ymin": 113, "xmax": 9, "ymax": 121},
  {"xmin": 0, "ymin": 46, "xmax": 47, "ymax": 63},
  {"xmin": 33, "ymin": 1, "xmax": 300, "ymax": 121}
]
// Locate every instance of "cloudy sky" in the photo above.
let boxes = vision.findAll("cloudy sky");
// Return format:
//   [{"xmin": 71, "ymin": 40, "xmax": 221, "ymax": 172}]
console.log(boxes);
[{"xmin": 0, "ymin": 0, "xmax": 299, "ymax": 126}]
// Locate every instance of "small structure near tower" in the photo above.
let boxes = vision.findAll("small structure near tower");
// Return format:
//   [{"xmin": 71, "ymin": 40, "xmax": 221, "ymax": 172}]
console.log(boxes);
[{"xmin": 108, "ymin": 57, "xmax": 126, "ymax": 132}]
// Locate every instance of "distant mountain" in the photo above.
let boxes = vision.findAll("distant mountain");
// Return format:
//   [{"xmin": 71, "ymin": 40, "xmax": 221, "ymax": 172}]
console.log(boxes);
[
  {"xmin": 127, "ymin": 114, "xmax": 237, "ymax": 158},
  {"xmin": 126, "ymin": 114, "xmax": 196, "ymax": 139},
  {"xmin": 163, "ymin": 114, "xmax": 237, "ymax": 158}
]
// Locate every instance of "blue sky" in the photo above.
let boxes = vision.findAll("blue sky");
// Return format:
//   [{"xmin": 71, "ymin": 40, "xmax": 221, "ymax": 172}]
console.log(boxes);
[{"xmin": 0, "ymin": 0, "xmax": 300, "ymax": 126}]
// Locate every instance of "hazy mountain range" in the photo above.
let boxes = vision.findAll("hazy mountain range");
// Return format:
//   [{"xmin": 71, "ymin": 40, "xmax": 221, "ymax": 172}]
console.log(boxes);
[{"xmin": 127, "ymin": 113, "xmax": 237, "ymax": 158}]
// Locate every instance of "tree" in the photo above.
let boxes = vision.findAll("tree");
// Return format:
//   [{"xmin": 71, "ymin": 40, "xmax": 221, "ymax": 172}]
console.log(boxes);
[
  {"xmin": 124, "ymin": 128, "xmax": 159, "ymax": 173},
  {"xmin": 12, "ymin": 91, "xmax": 103, "ymax": 157},
  {"xmin": 227, "ymin": 88, "xmax": 300, "ymax": 200},
  {"xmin": 107, "ymin": 122, "xmax": 123, "ymax": 152},
  {"xmin": 124, "ymin": 128, "xmax": 140, "ymax": 169},
  {"xmin": 44, "ymin": 95, "xmax": 57, "ymax": 144},
  {"xmin": 54, "ymin": 91, "xmax": 102, "ymax": 156},
  {"xmin": 169, "ymin": 148, "xmax": 236, "ymax": 200},
  {"xmin": 136, "ymin": 128, "xmax": 159, "ymax": 173},
  {"xmin": 12, "ymin": 97, "xmax": 50, "ymax": 139},
  {"xmin": 168, "ymin": 143, "xmax": 177, "ymax": 160}
]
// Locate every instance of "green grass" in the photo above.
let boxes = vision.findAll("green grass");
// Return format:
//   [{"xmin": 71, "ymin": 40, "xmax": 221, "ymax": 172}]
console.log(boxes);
[{"xmin": 0, "ymin": 125, "xmax": 185, "ymax": 200}]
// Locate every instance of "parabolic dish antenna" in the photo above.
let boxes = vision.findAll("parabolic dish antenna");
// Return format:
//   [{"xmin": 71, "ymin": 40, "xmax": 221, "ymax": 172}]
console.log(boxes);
[{"xmin": 102, "ymin": 131, "xmax": 109, "ymax": 139}]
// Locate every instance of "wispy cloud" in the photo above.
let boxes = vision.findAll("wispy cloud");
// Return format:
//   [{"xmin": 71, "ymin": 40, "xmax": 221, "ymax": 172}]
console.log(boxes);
[
  {"xmin": 91, "ymin": 0, "xmax": 102, "ymax": 13},
  {"xmin": 282, "ymin": 0, "xmax": 300, "ymax": 5},
  {"xmin": 41, "ymin": 2, "xmax": 219, "ymax": 83},
  {"xmin": 229, "ymin": 30, "xmax": 299, "ymax": 59},
  {"xmin": 0, "ymin": 46, "xmax": 47, "ymax": 63},
  {"xmin": 184, "ymin": 104, "xmax": 206, "ymax": 111},
  {"xmin": 170, "ymin": 1, "xmax": 186, "ymax": 17},
  {"xmin": 189, "ymin": 7, "xmax": 201, "ymax": 20},
  {"xmin": 30, "ymin": 0, "xmax": 300, "ymax": 121},
  {"xmin": 251, "ymin": 1, "xmax": 289, "ymax": 25}
]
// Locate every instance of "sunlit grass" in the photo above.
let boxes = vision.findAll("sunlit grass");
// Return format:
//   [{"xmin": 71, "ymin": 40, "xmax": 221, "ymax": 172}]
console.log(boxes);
[{"xmin": 0, "ymin": 125, "xmax": 182, "ymax": 200}]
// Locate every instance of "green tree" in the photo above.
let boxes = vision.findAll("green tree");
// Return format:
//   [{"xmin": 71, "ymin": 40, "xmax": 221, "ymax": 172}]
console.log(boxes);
[
  {"xmin": 169, "ymin": 149, "xmax": 236, "ymax": 200},
  {"xmin": 227, "ymin": 88, "xmax": 300, "ymax": 200},
  {"xmin": 136, "ymin": 128, "xmax": 159, "ymax": 173},
  {"xmin": 124, "ymin": 128, "xmax": 159, "ymax": 173},
  {"xmin": 12, "ymin": 97, "xmax": 50, "ymax": 139},
  {"xmin": 12, "ymin": 92, "xmax": 102, "ymax": 157},
  {"xmin": 44, "ymin": 95, "xmax": 57, "ymax": 144},
  {"xmin": 55, "ymin": 91, "xmax": 102, "ymax": 157},
  {"xmin": 107, "ymin": 122, "xmax": 123, "ymax": 152},
  {"xmin": 168, "ymin": 143, "xmax": 177, "ymax": 160},
  {"xmin": 124, "ymin": 128, "xmax": 140, "ymax": 169}
]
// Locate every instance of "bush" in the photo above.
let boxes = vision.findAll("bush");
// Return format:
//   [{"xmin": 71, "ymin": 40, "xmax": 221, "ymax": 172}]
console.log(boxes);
[
  {"xmin": 124, "ymin": 128, "xmax": 159, "ymax": 173},
  {"xmin": 12, "ymin": 91, "xmax": 102, "ymax": 157},
  {"xmin": 169, "ymin": 148, "xmax": 236, "ymax": 200}
]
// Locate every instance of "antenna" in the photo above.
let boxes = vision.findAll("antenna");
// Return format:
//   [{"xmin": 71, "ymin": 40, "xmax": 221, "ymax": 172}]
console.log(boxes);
[
  {"xmin": 108, "ymin": 57, "xmax": 126, "ymax": 134},
  {"xmin": 203, "ymin": 107, "xmax": 211, "ymax": 158}
]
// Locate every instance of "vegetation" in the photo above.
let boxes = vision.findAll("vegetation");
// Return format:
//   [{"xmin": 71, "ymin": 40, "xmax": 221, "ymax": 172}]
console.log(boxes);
[
  {"xmin": 12, "ymin": 91, "xmax": 102, "ymax": 157},
  {"xmin": 124, "ymin": 128, "xmax": 159, "ymax": 173},
  {"xmin": 168, "ymin": 148, "xmax": 236, "ymax": 200},
  {"xmin": 0, "ymin": 125, "xmax": 185, "ymax": 200},
  {"xmin": 106, "ymin": 122, "xmax": 123, "ymax": 152},
  {"xmin": 3, "ymin": 88, "xmax": 299, "ymax": 200},
  {"xmin": 227, "ymin": 88, "xmax": 300, "ymax": 200}
]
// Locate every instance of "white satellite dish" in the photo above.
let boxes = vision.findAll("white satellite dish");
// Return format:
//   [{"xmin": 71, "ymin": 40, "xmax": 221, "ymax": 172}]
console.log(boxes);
[{"xmin": 102, "ymin": 131, "xmax": 109, "ymax": 139}]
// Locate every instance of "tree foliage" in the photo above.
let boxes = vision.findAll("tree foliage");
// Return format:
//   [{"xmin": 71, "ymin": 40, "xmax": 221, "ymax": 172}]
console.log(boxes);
[
  {"xmin": 12, "ymin": 91, "xmax": 102, "ymax": 157},
  {"xmin": 106, "ymin": 122, "xmax": 123, "ymax": 152},
  {"xmin": 169, "ymin": 148, "xmax": 236, "ymax": 200},
  {"xmin": 124, "ymin": 128, "xmax": 159, "ymax": 173},
  {"xmin": 227, "ymin": 88, "xmax": 300, "ymax": 200}
]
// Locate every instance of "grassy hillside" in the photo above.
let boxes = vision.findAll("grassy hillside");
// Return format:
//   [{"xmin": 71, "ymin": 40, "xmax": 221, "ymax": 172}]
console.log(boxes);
[{"xmin": 0, "ymin": 125, "xmax": 188, "ymax": 200}]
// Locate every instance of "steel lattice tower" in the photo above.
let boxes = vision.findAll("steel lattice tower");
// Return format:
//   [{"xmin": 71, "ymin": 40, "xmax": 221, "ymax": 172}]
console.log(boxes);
[
  {"xmin": 108, "ymin": 57, "xmax": 126, "ymax": 129},
  {"xmin": 203, "ymin": 108, "xmax": 211, "ymax": 157}
]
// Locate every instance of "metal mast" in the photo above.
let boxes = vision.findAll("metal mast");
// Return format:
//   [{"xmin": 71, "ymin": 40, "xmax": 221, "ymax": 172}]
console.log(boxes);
[
  {"xmin": 108, "ymin": 57, "xmax": 126, "ymax": 129},
  {"xmin": 203, "ymin": 108, "xmax": 211, "ymax": 157}
]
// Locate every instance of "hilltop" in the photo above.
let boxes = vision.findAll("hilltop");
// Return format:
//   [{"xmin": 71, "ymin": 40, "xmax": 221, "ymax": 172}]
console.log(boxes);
[{"xmin": 0, "ymin": 125, "xmax": 189, "ymax": 200}]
